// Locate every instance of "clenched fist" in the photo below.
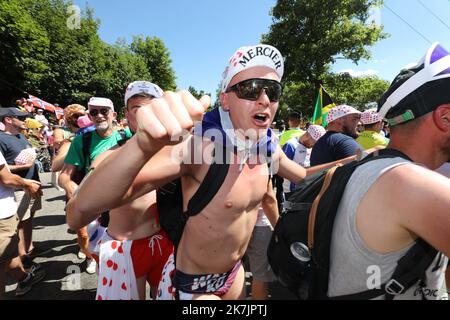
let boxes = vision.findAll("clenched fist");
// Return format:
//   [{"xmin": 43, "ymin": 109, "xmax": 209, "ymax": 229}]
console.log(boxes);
[{"xmin": 135, "ymin": 90, "xmax": 210, "ymax": 154}]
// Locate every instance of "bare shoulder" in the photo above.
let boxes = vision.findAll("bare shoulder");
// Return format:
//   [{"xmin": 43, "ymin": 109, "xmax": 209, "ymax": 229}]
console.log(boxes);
[
  {"xmin": 271, "ymin": 144, "xmax": 283, "ymax": 161},
  {"xmin": 378, "ymin": 163, "xmax": 450, "ymax": 208},
  {"xmin": 267, "ymin": 144, "xmax": 283, "ymax": 171},
  {"xmin": 376, "ymin": 163, "xmax": 450, "ymax": 254},
  {"xmin": 380, "ymin": 163, "xmax": 450, "ymax": 196}
]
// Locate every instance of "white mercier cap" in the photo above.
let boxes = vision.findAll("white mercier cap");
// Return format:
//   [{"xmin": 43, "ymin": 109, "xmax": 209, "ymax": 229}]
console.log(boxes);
[
  {"xmin": 124, "ymin": 81, "xmax": 164, "ymax": 106},
  {"xmin": 220, "ymin": 44, "xmax": 284, "ymax": 93}
]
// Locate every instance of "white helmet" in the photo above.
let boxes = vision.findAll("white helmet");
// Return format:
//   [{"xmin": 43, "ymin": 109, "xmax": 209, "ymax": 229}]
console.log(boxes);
[{"xmin": 378, "ymin": 42, "xmax": 450, "ymax": 126}]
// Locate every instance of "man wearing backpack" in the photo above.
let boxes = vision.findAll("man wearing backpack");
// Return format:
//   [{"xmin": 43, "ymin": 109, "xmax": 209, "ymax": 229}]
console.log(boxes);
[
  {"xmin": 327, "ymin": 43, "xmax": 450, "ymax": 299},
  {"xmin": 67, "ymin": 44, "xmax": 356, "ymax": 300},
  {"xmin": 59, "ymin": 97, "xmax": 131, "ymax": 274},
  {"xmin": 68, "ymin": 81, "xmax": 173, "ymax": 300}
]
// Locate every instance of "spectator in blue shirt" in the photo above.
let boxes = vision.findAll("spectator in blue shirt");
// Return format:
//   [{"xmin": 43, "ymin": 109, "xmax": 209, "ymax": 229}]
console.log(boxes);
[{"xmin": 310, "ymin": 105, "xmax": 363, "ymax": 166}]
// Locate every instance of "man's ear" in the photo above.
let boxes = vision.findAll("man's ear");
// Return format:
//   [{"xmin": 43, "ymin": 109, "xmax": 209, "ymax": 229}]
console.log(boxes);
[
  {"xmin": 112, "ymin": 112, "xmax": 117, "ymax": 119},
  {"xmin": 3, "ymin": 117, "xmax": 13, "ymax": 125},
  {"xmin": 220, "ymin": 92, "xmax": 229, "ymax": 111},
  {"xmin": 333, "ymin": 118, "xmax": 344, "ymax": 130},
  {"xmin": 433, "ymin": 104, "xmax": 450, "ymax": 132}
]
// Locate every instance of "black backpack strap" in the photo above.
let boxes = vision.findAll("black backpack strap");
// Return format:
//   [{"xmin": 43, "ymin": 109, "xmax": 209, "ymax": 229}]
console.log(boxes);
[
  {"xmin": 116, "ymin": 129, "xmax": 128, "ymax": 146},
  {"xmin": 118, "ymin": 129, "xmax": 127, "ymax": 140},
  {"xmin": 81, "ymin": 131, "xmax": 93, "ymax": 173},
  {"xmin": 171, "ymin": 145, "xmax": 230, "ymax": 300},
  {"xmin": 383, "ymin": 239, "xmax": 438, "ymax": 300},
  {"xmin": 369, "ymin": 148, "xmax": 413, "ymax": 162},
  {"xmin": 331, "ymin": 239, "xmax": 438, "ymax": 300},
  {"xmin": 116, "ymin": 130, "xmax": 130, "ymax": 147},
  {"xmin": 184, "ymin": 145, "xmax": 230, "ymax": 217}
]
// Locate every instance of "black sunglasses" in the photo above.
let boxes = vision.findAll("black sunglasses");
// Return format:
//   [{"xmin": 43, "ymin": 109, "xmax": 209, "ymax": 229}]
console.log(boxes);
[
  {"xmin": 13, "ymin": 116, "xmax": 27, "ymax": 121},
  {"xmin": 226, "ymin": 78, "xmax": 283, "ymax": 102},
  {"xmin": 89, "ymin": 108, "xmax": 110, "ymax": 117}
]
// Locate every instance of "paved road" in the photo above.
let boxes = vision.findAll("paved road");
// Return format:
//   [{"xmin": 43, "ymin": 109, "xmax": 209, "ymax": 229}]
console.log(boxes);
[
  {"xmin": 5, "ymin": 172, "xmax": 97, "ymax": 300},
  {"xmin": 5, "ymin": 172, "xmax": 296, "ymax": 300}
]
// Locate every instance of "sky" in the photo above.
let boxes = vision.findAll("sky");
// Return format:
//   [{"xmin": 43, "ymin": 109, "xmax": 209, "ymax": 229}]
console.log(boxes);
[{"xmin": 72, "ymin": 0, "xmax": 450, "ymax": 101}]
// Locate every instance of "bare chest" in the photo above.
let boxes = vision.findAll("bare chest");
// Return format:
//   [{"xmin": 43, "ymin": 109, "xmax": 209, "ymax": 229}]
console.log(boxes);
[{"xmin": 220, "ymin": 163, "xmax": 269, "ymax": 212}]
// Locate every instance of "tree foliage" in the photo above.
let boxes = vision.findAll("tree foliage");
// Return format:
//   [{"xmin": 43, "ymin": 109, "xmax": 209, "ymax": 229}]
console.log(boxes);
[
  {"xmin": 0, "ymin": 0, "xmax": 50, "ymax": 93},
  {"xmin": 263, "ymin": 0, "xmax": 389, "ymax": 123},
  {"xmin": 131, "ymin": 35, "xmax": 177, "ymax": 91},
  {"xmin": 187, "ymin": 86, "xmax": 209, "ymax": 100},
  {"xmin": 187, "ymin": 86, "xmax": 214, "ymax": 111},
  {"xmin": 263, "ymin": 0, "xmax": 387, "ymax": 85},
  {"xmin": 323, "ymin": 73, "xmax": 389, "ymax": 109},
  {"xmin": 0, "ymin": 0, "xmax": 177, "ymax": 116},
  {"xmin": 276, "ymin": 73, "xmax": 389, "ymax": 123}
]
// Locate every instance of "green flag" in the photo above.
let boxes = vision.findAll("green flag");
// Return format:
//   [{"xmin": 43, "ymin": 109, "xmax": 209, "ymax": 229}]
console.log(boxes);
[{"xmin": 312, "ymin": 85, "xmax": 335, "ymax": 127}]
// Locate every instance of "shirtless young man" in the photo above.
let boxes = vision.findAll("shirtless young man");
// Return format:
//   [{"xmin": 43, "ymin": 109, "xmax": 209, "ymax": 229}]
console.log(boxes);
[
  {"xmin": 73, "ymin": 82, "xmax": 173, "ymax": 300},
  {"xmin": 67, "ymin": 44, "xmax": 355, "ymax": 300}
]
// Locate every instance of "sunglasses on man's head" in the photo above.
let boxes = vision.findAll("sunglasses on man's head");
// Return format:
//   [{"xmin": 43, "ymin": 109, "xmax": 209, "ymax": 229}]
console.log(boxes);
[
  {"xmin": 89, "ymin": 108, "xmax": 110, "ymax": 117},
  {"xmin": 226, "ymin": 78, "xmax": 283, "ymax": 103},
  {"xmin": 13, "ymin": 116, "xmax": 27, "ymax": 121}
]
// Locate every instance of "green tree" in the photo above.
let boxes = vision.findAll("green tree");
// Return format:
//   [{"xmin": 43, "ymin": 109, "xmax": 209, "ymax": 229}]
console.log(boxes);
[
  {"xmin": 131, "ymin": 35, "xmax": 177, "ymax": 91},
  {"xmin": 278, "ymin": 74, "xmax": 389, "ymax": 123},
  {"xmin": 273, "ymin": 81, "xmax": 310, "ymax": 124},
  {"xmin": 187, "ymin": 86, "xmax": 214, "ymax": 111},
  {"xmin": 263, "ymin": 0, "xmax": 388, "ymax": 113},
  {"xmin": 92, "ymin": 43, "xmax": 152, "ymax": 114},
  {"xmin": 0, "ymin": 0, "xmax": 179, "ymax": 116},
  {"xmin": 29, "ymin": 0, "xmax": 105, "ymax": 105},
  {"xmin": 187, "ymin": 86, "xmax": 210, "ymax": 100},
  {"xmin": 263, "ymin": 0, "xmax": 387, "ymax": 85},
  {"xmin": 323, "ymin": 73, "xmax": 389, "ymax": 109},
  {"xmin": 0, "ymin": 0, "xmax": 50, "ymax": 104}
]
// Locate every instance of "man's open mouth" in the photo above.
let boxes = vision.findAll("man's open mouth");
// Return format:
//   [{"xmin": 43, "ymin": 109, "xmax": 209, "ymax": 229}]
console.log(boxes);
[{"xmin": 253, "ymin": 113, "xmax": 268, "ymax": 122}]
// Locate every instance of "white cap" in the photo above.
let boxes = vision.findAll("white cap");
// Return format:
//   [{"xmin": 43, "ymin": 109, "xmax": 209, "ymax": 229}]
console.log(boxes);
[
  {"xmin": 326, "ymin": 104, "xmax": 361, "ymax": 124},
  {"xmin": 221, "ymin": 44, "xmax": 284, "ymax": 92},
  {"xmin": 88, "ymin": 97, "xmax": 114, "ymax": 112},
  {"xmin": 306, "ymin": 125, "xmax": 326, "ymax": 141},
  {"xmin": 361, "ymin": 108, "xmax": 383, "ymax": 125},
  {"xmin": 124, "ymin": 81, "xmax": 164, "ymax": 106}
]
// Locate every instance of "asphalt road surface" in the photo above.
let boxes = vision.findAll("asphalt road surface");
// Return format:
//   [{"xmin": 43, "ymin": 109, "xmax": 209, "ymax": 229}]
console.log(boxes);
[{"xmin": 5, "ymin": 172, "xmax": 296, "ymax": 300}]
